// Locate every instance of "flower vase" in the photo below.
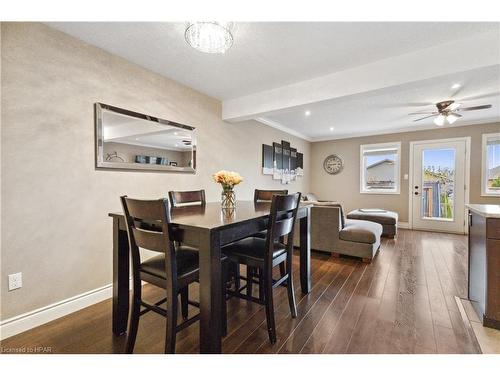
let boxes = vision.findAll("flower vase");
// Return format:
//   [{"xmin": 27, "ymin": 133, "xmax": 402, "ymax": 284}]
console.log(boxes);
[{"xmin": 221, "ymin": 189, "xmax": 236, "ymax": 209}]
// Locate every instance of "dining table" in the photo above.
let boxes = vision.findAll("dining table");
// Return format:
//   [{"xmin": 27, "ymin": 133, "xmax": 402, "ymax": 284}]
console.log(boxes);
[{"xmin": 108, "ymin": 200, "xmax": 313, "ymax": 353}]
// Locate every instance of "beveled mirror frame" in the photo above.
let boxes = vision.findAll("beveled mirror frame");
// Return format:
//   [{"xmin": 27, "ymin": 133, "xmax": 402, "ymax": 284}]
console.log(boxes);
[{"xmin": 94, "ymin": 103, "xmax": 196, "ymax": 173}]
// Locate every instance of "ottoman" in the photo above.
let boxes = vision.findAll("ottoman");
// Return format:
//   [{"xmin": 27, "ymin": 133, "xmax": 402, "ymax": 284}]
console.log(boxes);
[{"xmin": 346, "ymin": 209, "xmax": 398, "ymax": 238}]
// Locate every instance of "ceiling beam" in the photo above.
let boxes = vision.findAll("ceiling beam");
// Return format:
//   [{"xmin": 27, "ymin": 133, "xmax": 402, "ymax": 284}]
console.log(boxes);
[{"xmin": 222, "ymin": 31, "xmax": 500, "ymax": 122}]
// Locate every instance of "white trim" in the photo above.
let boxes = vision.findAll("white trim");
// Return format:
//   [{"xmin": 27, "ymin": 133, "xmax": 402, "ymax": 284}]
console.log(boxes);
[
  {"xmin": 408, "ymin": 137, "xmax": 471, "ymax": 234},
  {"xmin": 397, "ymin": 222, "xmax": 409, "ymax": 229},
  {"xmin": 481, "ymin": 132, "xmax": 500, "ymax": 197},
  {"xmin": 254, "ymin": 117, "xmax": 312, "ymax": 142},
  {"xmin": 0, "ymin": 278, "xmax": 141, "ymax": 340},
  {"xmin": 360, "ymin": 141, "xmax": 401, "ymax": 195}
]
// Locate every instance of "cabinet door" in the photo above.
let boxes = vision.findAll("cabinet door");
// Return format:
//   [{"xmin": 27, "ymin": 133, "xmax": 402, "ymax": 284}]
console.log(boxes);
[{"xmin": 469, "ymin": 212, "xmax": 486, "ymax": 318}]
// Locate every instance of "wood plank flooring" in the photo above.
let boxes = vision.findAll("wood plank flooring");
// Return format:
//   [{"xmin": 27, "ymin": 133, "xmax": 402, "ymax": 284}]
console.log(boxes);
[{"xmin": 0, "ymin": 229, "xmax": 480, "ymax": 354}]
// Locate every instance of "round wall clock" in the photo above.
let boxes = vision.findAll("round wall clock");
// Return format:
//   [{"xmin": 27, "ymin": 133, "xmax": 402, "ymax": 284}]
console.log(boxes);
[{"xmin": 323, "ymin": 154, "xmax": 344, "ymax": 175}]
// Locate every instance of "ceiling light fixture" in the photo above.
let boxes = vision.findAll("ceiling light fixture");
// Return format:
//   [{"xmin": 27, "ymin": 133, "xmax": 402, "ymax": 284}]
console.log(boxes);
[
  {"xmin": 434, "ymin": 114, "xmax": 445, "ymax": 126},
  {"xmin": 329, "ymin": 127, "xmax": 334, "ymax": 131},
  {"xmin": 451, "ymin": 83, "xmax": 461, "ymax": 89},
  {"xmin": 305, "ymin": 110, "xmax": 311, "ymax": 116},
  {"xmin": 185, "ymin": 22, "xmax": 233, "ymax": 54},
  {"xmin": 446, "ymin": 113, "xmax": 459, "ymax": 124}
]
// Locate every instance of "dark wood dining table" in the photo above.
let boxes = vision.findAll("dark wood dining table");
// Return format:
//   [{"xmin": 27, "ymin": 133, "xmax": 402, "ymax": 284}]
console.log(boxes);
[{"xmin": 108, "ymin": 200, "xmax": 312, "ymax": 353}]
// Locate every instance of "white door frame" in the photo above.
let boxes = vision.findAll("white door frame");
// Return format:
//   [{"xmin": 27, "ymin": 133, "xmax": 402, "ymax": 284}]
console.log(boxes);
[{"xmin": 408, "ymin": 136, "xmax": 471, "ymax": 234}]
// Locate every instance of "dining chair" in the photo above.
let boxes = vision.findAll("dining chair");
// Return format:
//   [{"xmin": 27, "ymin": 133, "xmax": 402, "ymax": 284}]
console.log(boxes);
[
  {"xmin": 168, "ymin": 189, "xmax": 206, "ymax": 207},
  {"xmin": 223, "ymin": 193, "xmax": 301, "ymax": 343},
  {"xmin": 246, "ymin": 189, "xmax": 289, "ymax": 298},
  {"xmin": 254, "ymin": 189, "xmax": 288, "ymax": 203},
  {"xmin": 120, "ymin": 196, "xmax": 227, "ymax": 354}
]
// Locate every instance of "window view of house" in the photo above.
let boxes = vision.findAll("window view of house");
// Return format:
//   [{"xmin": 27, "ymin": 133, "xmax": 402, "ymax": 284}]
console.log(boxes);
[
  {"xmin": 484, "ymin": 134, "xmax": 500, "ymax": 195},
  {"xmin": 421, "ymin": 148, "xmax": 455, "ymax": 219},
  {"xmin": 361, "ymin": 143, "xmax": 400, "ymax": 193}
]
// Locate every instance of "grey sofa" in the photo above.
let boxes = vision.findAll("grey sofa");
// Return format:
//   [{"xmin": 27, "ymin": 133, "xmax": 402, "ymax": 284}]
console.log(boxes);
[{"xmin": 293, "ymin": 202, "xmax": 382, "ymax": 262}]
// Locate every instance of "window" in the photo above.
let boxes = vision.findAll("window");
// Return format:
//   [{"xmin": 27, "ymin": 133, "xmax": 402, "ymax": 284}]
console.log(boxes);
[
  {"xmin": 360, "ymin": 142, "xmax": 401, "ymax": 194},
  {"xmin": 482, "ymin": 133, "xmax": 500, "ymax": 196}
]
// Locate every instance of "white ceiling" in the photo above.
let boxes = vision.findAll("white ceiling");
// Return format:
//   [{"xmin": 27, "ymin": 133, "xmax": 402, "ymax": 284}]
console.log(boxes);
[
  {"xmin": 47, "ymin": 22, "xmax": 500, "ymax": 140},
  {"xmin": 47, "ymin": 22, "xmax": 498, "ymax": 100},
  {"xmin": 261, "ymin": 65, "xmax": 500, "ymax": 140}
]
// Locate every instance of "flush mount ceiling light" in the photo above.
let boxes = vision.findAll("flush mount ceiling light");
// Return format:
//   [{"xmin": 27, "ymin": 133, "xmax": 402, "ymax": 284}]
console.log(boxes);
[
  {"xmin": 305, "ymin": 110, "xmax": 311, "ymax": 116},
  {"xmin": 185, "ymin": 22, "xmax": 233, "ymax": 54}
]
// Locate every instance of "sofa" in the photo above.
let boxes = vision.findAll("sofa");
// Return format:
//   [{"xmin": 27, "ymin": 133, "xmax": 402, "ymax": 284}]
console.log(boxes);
[{"xmin": 293, "ymin": 195, "xmax": 382, "ymax": 262}]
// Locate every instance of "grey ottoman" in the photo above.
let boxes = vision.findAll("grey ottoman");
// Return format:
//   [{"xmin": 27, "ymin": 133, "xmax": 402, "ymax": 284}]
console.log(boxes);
[{"xmin": 346, "ymin": 209, "xmax": 398, "ymax": 238}]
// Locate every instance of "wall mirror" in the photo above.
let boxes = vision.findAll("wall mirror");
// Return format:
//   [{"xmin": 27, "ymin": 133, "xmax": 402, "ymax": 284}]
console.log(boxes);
[{"xmin": 95, "ymin": 103, "xmax": 196, "ymax": 173}]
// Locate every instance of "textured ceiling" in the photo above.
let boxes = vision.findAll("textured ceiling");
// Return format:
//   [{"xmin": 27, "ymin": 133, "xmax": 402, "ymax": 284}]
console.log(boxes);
[{"xmin": 47, "ymin": 22, "xmax": 498, "ymax": 100}]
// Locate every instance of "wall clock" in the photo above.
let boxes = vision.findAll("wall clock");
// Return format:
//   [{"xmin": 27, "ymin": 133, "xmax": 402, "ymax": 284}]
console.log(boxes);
[{"xmin": 323, "ymin": 154, "xmax": 344, "ymax": 175}]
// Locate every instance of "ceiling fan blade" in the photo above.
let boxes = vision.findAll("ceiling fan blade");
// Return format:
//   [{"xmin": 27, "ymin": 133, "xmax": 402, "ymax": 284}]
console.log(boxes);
[
  {"xmin": 413, "ymin": 114, "xmax": 438, "ymax": 122},
  {"xmin": 459, "ymin": 104, "xmax": 492, "ymax": 111},
  {"xmin": 408, "ymin": 111, "xmax": 437, "ymax": 115}
]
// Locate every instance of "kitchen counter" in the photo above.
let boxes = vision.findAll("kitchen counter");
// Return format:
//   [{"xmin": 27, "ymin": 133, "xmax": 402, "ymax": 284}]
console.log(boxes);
[{"xmin": 467, "ymin": 204, "xmax": 500, "ymax": 218}]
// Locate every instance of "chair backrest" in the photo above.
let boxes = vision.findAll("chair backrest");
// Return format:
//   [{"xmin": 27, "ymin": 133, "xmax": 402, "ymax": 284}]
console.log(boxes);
[
  {"xmin": 168, "ymin": 190, "xmax": 206, "ymax": 207},
  {"xmin": 265, "ymin": 193, "xmax": 301, "ymax": 258},
  {"xmin": 254, "ymin": 189, "xmax": 288, "ymax": 203},
  {"xmin": 120, "ymin": 196, "xmax": 177, "ymax": 283}
]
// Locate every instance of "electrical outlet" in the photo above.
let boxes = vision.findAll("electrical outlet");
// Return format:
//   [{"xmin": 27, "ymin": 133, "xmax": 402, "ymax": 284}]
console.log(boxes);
[{"xmin": 8, "ymin": 272, "xmax": 22, "ymax": 291}]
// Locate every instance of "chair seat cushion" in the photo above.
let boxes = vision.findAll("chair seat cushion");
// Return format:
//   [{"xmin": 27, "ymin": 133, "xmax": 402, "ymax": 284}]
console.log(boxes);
[
  {"xmin": 140, "ymin": 246, "xmax": 199, "ymax": 279},
  {"xmin": 346, "ymin": 209, "xmax": 398, "ymax": 225},
  {"xmin": 222, "ymin": 237, "xmax": 286, "ymax": 263},
  {"xmin": 340, "ymin": 219, "xmax": 383, "ymax": 244}
]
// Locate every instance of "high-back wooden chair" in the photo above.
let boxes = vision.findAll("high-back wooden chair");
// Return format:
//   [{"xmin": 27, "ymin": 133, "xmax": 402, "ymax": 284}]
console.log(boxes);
[
  {"xmin": 121, "ymin": 196, "xmax": 226, "ymax": 353},
  {"xmin": 254, "ymin": 189, "xmax": 288, "ymax": 203},
  {"xmin": 168, "ymin": 190, "xmax": 206, "ymax": 207},
  {"xmin": 223, "ymin": 193, "xmax": 301, "ymax": 343}
]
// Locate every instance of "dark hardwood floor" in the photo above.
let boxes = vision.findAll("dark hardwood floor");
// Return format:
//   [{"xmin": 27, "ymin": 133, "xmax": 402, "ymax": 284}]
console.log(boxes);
[{"xmin": 0, "ymin": 229, "xmax": 480, "ymax": 354}]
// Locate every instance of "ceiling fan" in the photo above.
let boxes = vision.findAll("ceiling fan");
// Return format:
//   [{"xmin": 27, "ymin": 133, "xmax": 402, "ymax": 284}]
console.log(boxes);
[{"xmin": 410, "ymin": 100, "xmax": 492, "ymax": 126}]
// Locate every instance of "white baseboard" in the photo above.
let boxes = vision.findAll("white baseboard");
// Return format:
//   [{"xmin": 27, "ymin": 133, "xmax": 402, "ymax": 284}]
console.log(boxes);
[
  {"xmin": 0, "ymin": 278, "xmax": 144, "ymax": 341},
  {"xmin": 397, "ymin": 221, "xmax": 409, "ymax": 229},
  {"xmin": 0, "ymin": 283, "xmax": 113, "ymax": 340}
]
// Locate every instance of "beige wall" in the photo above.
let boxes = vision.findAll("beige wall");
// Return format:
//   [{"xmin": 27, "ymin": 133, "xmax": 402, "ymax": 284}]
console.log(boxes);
[
  {"xmin": 0, "ymin": 23, "xmax": 310, "ymax": 320},
  {"xmin": 311, "ymin": 123, "xmax": 500, "ymax": 222}
]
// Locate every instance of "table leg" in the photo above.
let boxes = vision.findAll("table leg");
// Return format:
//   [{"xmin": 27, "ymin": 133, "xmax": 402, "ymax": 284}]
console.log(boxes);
[
  {"xmin": 112, "ymin": 217, "xmax": 129, "ymax": 336},
  {"xmin": 299, "ymin": 209, "xmax": 311, "ymax": 294},
  {"xmin": 198, "ymin": 229, "xmax": 222, "ymax": 353}
]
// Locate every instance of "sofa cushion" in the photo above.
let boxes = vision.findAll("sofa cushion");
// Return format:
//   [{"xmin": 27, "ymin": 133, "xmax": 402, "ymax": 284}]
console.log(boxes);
[
  {"xmin": 311, "ymin": 201, "xmax": 346, "ymax": 228},
  {"xmin": 340, "ymin": 219, "xmax": 383, "ymax": 244},
  {"xmin": 346, "ymin": 209, "xmax": 398, "ymax": 225}
]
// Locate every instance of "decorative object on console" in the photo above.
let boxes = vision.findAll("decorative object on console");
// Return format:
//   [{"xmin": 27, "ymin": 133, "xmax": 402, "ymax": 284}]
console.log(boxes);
[
  {"xmin": 213, "ymin": 170, "xmax": 243, "ymax": 209},
  {"xmin": 105, "ymin": 151, "xmax": 125, "ymax": 162},
  {"xmin": 323, "ymin": 154, "xmax": 344, "ymax": 175},
  {"xmin": 135, "ymin": 155, "xmax": 169, "ymax": 165},
  {"xmin": 262, "ymin": 140, "xmax": 303, "ymax": 184}
]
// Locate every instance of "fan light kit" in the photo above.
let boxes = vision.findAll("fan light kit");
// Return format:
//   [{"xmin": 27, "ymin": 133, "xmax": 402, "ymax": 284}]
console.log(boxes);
[{"xmin": 410, "ymin": 99, "xmax": 492, "ymax": 127}]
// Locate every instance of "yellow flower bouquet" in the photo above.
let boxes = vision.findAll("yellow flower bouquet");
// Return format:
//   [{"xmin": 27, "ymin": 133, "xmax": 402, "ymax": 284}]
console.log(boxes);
[
  {"xmin": 212, "ymin": 170, "xmax": 243, "ymax": 191},
  {"xmin": 212, "ymin": 170, "xmax": 243, "ymax": 209}
]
